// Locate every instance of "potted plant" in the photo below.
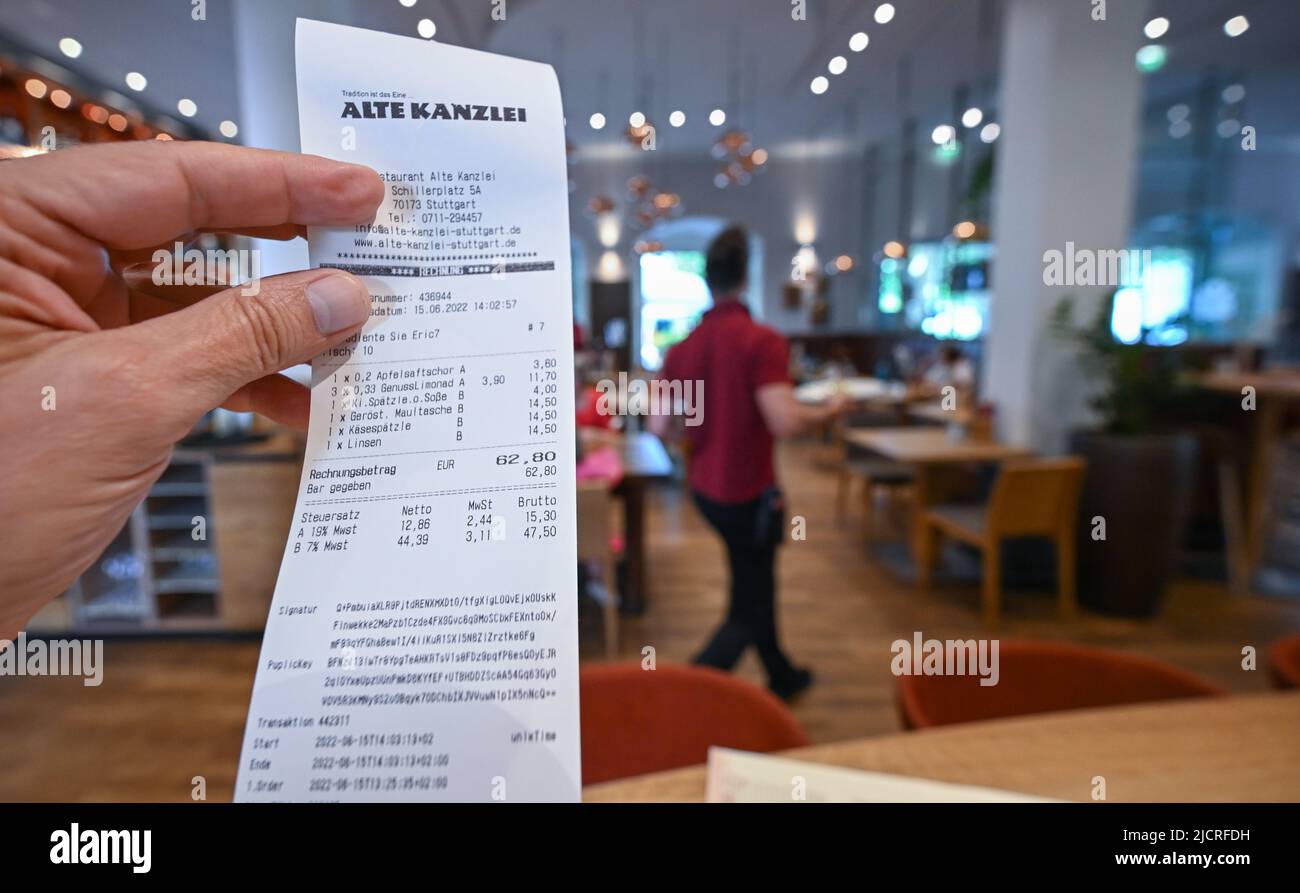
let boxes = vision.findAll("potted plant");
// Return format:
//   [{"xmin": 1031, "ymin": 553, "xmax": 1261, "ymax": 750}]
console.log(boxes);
[{"xmin": 1050, "ymin": 294, "xmax": 1199, "ymax": 617}]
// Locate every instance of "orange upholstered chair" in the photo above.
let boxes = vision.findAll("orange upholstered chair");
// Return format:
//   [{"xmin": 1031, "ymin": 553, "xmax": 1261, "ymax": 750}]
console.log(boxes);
[
  {"xmin": 896, "ymin": 640, "xmax": 1225, "ymax": 730},
  {"xmin": 1268, "ymin": 635, "xmax": 1300, "ymax": 689},
  {"xmin": 579, "ymin": 662, "xmax": 811, "ymax": 785}
]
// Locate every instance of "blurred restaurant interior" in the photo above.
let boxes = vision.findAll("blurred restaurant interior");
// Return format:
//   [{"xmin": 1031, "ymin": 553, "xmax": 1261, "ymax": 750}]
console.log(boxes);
[{"xmin": 1, "ymin": 0, "xmax": 1299, "ymax": 802}]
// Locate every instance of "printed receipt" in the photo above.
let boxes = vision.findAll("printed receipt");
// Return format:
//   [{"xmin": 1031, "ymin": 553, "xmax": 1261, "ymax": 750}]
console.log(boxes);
[{"xmin": 234, "ymin": 19, "xmax": 580, "ymax": 802}]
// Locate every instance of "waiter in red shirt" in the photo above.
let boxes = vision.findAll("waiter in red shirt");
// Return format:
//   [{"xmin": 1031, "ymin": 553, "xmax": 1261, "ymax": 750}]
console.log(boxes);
[{"xmin": 655, "ymin": 226, "xmax": 844, "ymax": 700}]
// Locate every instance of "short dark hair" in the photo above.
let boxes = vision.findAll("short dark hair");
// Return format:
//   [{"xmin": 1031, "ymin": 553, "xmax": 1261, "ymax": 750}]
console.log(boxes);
[{"xmin": 705, "ymin": 225, "xmax": 749, "ymax": 296}]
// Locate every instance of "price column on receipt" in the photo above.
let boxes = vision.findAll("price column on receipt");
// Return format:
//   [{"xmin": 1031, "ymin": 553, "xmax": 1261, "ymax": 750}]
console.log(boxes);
[{"xmin": 234, "ymin": 19, "xmax": 581, "ymax": 802}]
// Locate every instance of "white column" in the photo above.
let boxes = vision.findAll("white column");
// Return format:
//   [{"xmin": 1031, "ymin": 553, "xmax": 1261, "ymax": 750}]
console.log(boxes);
[
  {"xmin": 982, "ymin": 0, "xmax": 1149, "ymax": 451},
  {"xmin": 231, "ymin": 0, "xmax": 357, "ymax": 276}
]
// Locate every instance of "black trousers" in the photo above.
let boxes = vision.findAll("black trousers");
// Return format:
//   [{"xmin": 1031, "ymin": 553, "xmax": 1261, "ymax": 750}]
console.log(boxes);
[{"xmin": 691, "ymin": 490, "xmax": 798, "ymax": 685}]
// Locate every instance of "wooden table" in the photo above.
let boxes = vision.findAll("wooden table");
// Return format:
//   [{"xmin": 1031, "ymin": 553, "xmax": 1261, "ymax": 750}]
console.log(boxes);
[
  {"xmin": 906, "ymin": 401, "xmax": 972, "ymax": 427},
  {"xmin": 1196, "ymin": 370, "xmax": 1300, "ymax": 572},
  {"xmin": 843, "ymin": 427, "xmax": 1032, "ymax": 560},
  {"xmin": 579, "ymin": 429, "xmax": 673, "ymax": 614},
  {"xmin": 584, "ymin": 691, "xmax": 1300, "ymax": 802}
]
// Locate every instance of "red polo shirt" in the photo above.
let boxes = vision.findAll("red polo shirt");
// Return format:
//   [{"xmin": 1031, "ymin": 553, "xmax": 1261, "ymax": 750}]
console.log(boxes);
[{"xmin": 661, "ymin": 300, "xmax": 790, "ymax": 503}]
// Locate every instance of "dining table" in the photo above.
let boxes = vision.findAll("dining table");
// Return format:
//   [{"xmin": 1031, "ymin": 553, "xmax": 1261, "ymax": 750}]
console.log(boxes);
[
  {"xmin": 843, "ymin": 426, "xmax": 1033, "ymax": 563},
  {"xmin": 583, "ymin": 691, "xmax": 1300, "ymax": 802},
  {"xmin": 1194, "ymin": 369, "xmax": 1300, "ymax": 573},
  {"xmin": 578, "ymin": 427, "xmax": 674, "ymax": 614}
]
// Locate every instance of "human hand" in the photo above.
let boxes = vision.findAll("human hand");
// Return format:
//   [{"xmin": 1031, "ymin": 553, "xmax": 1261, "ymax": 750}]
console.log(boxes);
[
  {"xmin": 823, "ymin": 392, "xmax": 852, "ymax": 419},
  {"xmin": 0, "ymin": 141, "xmax": 383, "ymax": 636}
]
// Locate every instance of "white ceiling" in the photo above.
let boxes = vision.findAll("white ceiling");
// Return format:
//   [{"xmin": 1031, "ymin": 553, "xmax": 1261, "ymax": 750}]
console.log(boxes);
[{"xmin": 1, "ymin": 0, "xmax": 1296, "ymax": 155}]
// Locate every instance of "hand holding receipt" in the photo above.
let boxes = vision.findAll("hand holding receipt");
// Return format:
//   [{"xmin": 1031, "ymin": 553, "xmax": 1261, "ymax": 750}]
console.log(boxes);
[{"xmin": 235, "ymin": 20, "xmax": 581, "ymax": 802}]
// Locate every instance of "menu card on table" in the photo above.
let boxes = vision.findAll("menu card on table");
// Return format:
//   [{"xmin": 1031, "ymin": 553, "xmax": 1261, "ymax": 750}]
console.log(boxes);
[{"xmin": 234, "ymin": 19, "xmax": 580, "ymax": 802}]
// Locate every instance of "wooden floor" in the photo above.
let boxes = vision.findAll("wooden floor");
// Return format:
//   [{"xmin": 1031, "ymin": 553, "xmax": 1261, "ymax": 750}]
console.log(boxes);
[{"xmin": 2, "ymin": 440, "xmax": 1298, "ymax": 801}]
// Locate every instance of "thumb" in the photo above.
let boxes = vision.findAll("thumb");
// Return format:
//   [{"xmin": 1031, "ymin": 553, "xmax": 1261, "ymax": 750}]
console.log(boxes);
[{"xmin": 124, "ymin": 267, "xmax": 370, "ymax": 419}]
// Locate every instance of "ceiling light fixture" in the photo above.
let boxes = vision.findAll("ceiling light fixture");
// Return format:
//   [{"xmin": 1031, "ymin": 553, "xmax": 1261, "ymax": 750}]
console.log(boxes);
[
  {"xmin": 849, "ymin": 32, "xmax": 869, "ymax": 52},
  {"xmin": 58, "ymin": 37, "xmax": 83, "ymax": 59},
  {"xmin": 1223, "ymin": 15, "xmax": 1249, "ymax": 37},
  {"xmin": 709, "ymin": 108, "xmax": 726, "ymax": 126},
  {"xmin": 125, "ymin": 71, "xmax": 147, "ymax": 91},
  {"xmin": 589, "ymin": 112, "xmax": 605, "ymax": 130},
  {"xmin": 811, "ymin": 76, "xmax": 829, "ymax": 95},
  {"xmin": 828, "ymin": 56, "xmax": 847, "ymax": 75},
  {"xmin": 961, "ymin": 107, "xmax": 983, "ymax": 128},
  {"xmin": 669, "ymin": 110, "xmax": 685, "ymax": 127},
  {"xmin": 1144, "ymin": 17, "xmax": 1169, "ymax": 39},
  {"xmin": 874, "ymin": 4, "xmax": 895, "ymax": 25},
  {"xmin": 417, "ymin": 18, "xmax": 437, "ymax": 39}
]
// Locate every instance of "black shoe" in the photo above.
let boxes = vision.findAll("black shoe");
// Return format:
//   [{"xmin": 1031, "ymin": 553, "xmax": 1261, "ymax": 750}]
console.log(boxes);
[{"xmin": 769, "ymin": 667, "xmax": 814, "ymax": 702}]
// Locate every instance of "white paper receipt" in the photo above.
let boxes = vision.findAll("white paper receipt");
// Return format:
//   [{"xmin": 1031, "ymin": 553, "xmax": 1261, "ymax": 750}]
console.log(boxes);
[{"xmin": 235, "ymin": 19, "xmax": 580, "ymax": 802}]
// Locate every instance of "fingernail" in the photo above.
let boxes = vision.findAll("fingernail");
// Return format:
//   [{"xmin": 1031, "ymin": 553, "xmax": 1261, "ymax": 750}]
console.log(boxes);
[{"xmin": 307, "ymin": 274, "xmax": 370, "ymax": 334}]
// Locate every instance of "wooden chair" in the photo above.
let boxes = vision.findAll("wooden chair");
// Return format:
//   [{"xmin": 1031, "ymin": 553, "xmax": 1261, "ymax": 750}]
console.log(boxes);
[
  {"xmin": 576, "ymin": 481, "xmax": 619, "ymax": 657},
  {"xmin": 916, "ymin": 457, "xmax": 1086, "ymax": 627},
  {"xmin": 833, "ymin": 419, "xmax": 915, "ymax": 539}
]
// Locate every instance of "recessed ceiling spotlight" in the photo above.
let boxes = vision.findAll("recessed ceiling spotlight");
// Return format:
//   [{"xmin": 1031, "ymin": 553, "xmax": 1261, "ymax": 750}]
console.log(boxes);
[
  {"xmin": 849, "ymin": 32, "xmax": 869, "ymax": 52},
  {"xmin": 589, "ymin": 113, "xmax": 606, "ymax": 130},
  {"xmin": 400, "ymin": 0, "xmax": 417, "ymax": 6},
  {"xmin": 177, "ymin": 98, "xmax": 197, "ymax": 117},
  {"xmin": 828, "ymin": 56, "xmax": 847, "ymax": 75},
  {"xmin": 709, "ymin": 108, "xmax": 726, "ymax": 126},
  {"xmin": 50, "ymin": 89, "xmax": 72, "ymax": 109},
  {"xmin": 979, "ymin": 122, "xmax": 1000, "ymax": 143},
  {"xmin": 931, "ymin": 124, "xmax": 955, "ymax": 145},
  {"xmin": 24, "ymin": 78, "xmax": 48, "ymax": 99},
  {"xmin": 1223, "ymin": 15, "xmax": 1249, "ymax": 37},
  {"xmin": 1167, "ymin": 104, "xmax": 1190, "ymax": 123},
  {"xmin": 961, "ymin": 107, "xmax": 983, "ymax": 128},
  {"xmin": 219, "ymin": 120, "xmax": 239, "ymax": 138},
  {"xmin": 629, "ymin": 111, "xmax": 645, "ymax": 128},
  {"xmin": 1144, "ymin": 17, "xmax": 1169, "ymax": 39},
  {"xmin": 125, "ymin": 71, "xmax": 147, "ymax": 91},
  {"xmin": 58, "ymin": 37, "xmax": 83, "ymax": 59},
  {"xmin": 1222, "ymin": 83, "xmax": 1246, "ymax": 104},
  {"xmin": 417, "ymin": 18, "xmax": 437, "ymax": 39},
  {"xmin": 811, "ymin": 76, "xmax": 829, "ymax": 95},
  {"xmin": 1217, "ymin": 118, "xmax": 1241, "ymax": 138},
  {"xmin": 874, "ymin": 3, "xmax": 895, "ymax": 25},
  {"xmin": 1169, "ymin": 120, "xmax": 1191, "ymax": 139},
  {"xmin": 669, "ymin": 110, "xmax": 685, "ymax": 127}
]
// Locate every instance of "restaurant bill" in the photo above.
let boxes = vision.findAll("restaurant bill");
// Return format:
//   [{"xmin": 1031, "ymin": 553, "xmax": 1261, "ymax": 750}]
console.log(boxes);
[{"xmin": 234, "ymin": 19, "xmax": 580, "ymax": 802}]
